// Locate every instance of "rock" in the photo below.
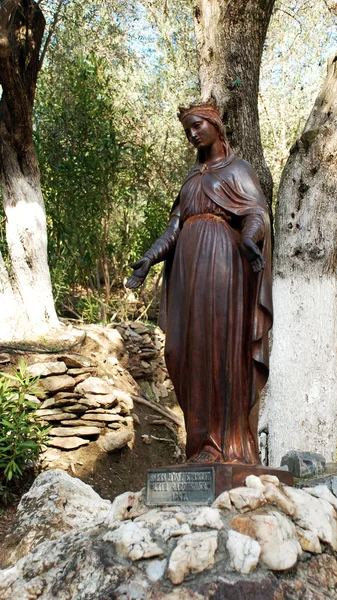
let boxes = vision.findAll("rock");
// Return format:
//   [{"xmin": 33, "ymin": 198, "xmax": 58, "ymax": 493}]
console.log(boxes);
[
  {"xmin": 40, "ymin": 396, "xmax": 80, "ymax": 409},
  {"xmin": 305, "ymin": 484, "xmax": 337, "ymax": 510},
  {"xmin": 0, "ymin": 469, "xmax": 110, "ymax": 569},
  {"xmin": 229, "ymin": 510, "xmax": 302, "ymax": 570},
  {"xmin": 47, "ymin": 436, "xmax": 90, "ymax": 450},
  {"xmin": 104, "ymin": 521, "xmax": 164, "ymax": 561},
  {"xmin": 74, "ymin": 372, "xmax": 92, "ymax": 385},
  {"xmin": 61, "ymin": 419, "xmax": 105, "ymax": 427},
  {"xmin": 49, "ymin": 426, "xmax": 100, "ymax": 437},
  {"xmin": 58, "ymin": 354, "xmax": 95, "ymax": 368},
  {"xmin": 0, "ymin": 352, "xmax": 10, "ymax": 364},
  {"xmin": 154, "ymin": 518, "xmax": 191, "ymax": 541},
  {"xmin": 229, "ymin": 487, "xmax": 266, "ymax": 512},
  {"xmin": 284, "ymin": 486, "xmax": 337, "ymax": 551},
  {"xmin": 67, "ymin": 367, "xmax": 96, "ymax": 375},
  {"xmin": 191, "ymin": 507, "xmax": 224, "ymax": 530},
  {"xmin": 36, "ymin": 411, "xmax": 77, "ymax": 421},
  {"xmin": 226, "ymin": 529, "xmax": 261, "ymax": 574},
  {"xmin": 332, "ymin": 476, "xmax": 337, "ymax": 497},
  {"xmin": 113, "ymin": 388, "xmax": 134, "ymax": 410},
  {"xmin": 75, "ymin": 376, "xmax": 112, "ymax": 395},
  {"xmin": 82, "ymin": 393, "xmax": 117, "ymax": 407},
  {"xmin": 259, "ymin": 474, "xmax": 280, "ymax": 486},
  {"xmin": 263, "ymin": 481, "xmax": 295, "ymax": 516},
  {"xmin": 245, "ymin": 474, "xmax": 266, "ymax": 492},
  {"xmin": 62, "ymin": 403, "xmax": 87, "ymax": 413},
  {"xmin": 54, "ymin": 391, "xmax": 81, "ymax": 400},
  {"xmin": 104, "ymin": 490, "xmax": 147, "ymax": 526},
  {"xmin": 81, "ymin": 412, "xmax": 124, "ymax": 422},
  {"xmin": 296, "ymin": 526, "xmax": 322, "ymax": 553},
  {"xmin": 39, "ymin": 374, "xmax": 75, "ymax": 394},
  {"xmin": 98, "ymin": 428, "xmax": 133, "ymax": 452},
  {"xmin": 145, "ymin": 558, "xmax": 167, "ymax": 582},
  {"xmin": 212, "ymin": 491, "xmax": 232, "ymax": 511},
  {"xmin": 281, "ymin": 451, "xmax": 326, "ymax": 478},
  {"xmin": 27, "ymin": 361, "xmax": 67, "ymax": 377},
  {"xmin": 168, "ymin": 531, "xmax": 218, "ymax": 585}
]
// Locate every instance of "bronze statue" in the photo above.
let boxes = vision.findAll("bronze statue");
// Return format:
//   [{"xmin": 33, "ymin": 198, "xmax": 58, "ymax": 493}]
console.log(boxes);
[{"xmin": 126, "ymin": 101, "xmax": 272, "ymax": 466}]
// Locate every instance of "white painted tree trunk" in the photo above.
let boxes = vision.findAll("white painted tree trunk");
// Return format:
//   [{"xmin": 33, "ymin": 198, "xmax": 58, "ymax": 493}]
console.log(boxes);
[
  {"xmin": 0, "ymin": 166, "xmax": 59, "ymax": 341},
  {"xmin": 267, "ymin": 54, "xmax": 337, "ymax": 466},
  {"xmin": 0, "ymin": 0, "xmax": 59, "ymax": 342}
]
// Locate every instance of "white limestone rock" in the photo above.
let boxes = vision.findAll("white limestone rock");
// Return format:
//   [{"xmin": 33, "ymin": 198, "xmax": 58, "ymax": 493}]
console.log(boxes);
[
  {"xmin": 47, "ymin": 436, "xmax": 90, "ymax": 450},
  {"xmin": 145, "ymin": 558, "xmax": 167, "ymax": 582},
  {"xmin": 296, "ymin": 526, "xmax": 322, "ymax": 554},
  {"xmin": 229, "ymin": 510, "xmax": 302, "ymax": 571},
  {"xmin": 104, "ymin": 521, "xmax": 164, "ymax": 561},
  {"xmin": 39, "ymin": 375, "xmax": 75, "ymax": 394},
  {"xmin": 259, "ymin": 475, "xmax": 280, "ymax": 486},
  {"xmin": 0, "ymin": 469, "xmax": 110, "ymax": 569},
  {"xmin": 212, "ymin": 491, "xmax": 232, "ymax": 511},
  {"xmin": 168, "ymin": 531, "xmax": 218, "ymax": 585},
  {"xmin": 190, "ymin": 507, "xmax": 224, "ymax": 530},
  {"xmin": 226, "ymin": 529, "xmax": 261, "ymax": 574},
  {"xmin": 304, "ymin": 485, "xmax": 337, "ymax": 511},
  {"xmin": 154, "ymin": 517, "xmax": 191, "ymax": 541},
  {"xmin": 229, "ymin": 487, "xmax": 266, "ymax": 513},
  {"xmin": 245, "ymin": 475, "xmax": 267, "ymax": 492},
  {"xmin": 263, "ymin": 482, "xmax": 295, "ymax": 516},
  {"xmin": 104, "ymin": 489, "xmax": 147, "ymax": 527},
  {"xmin": 97, "ymin": 427, "xmax": 133, "ymax": 452},
  {"xmin": 284, "ymin": 486, "xmax": 337, "ymax": 551},
  {"xmin": 75, "ymin": 376, "xmax": 112, "ymax": 395},
  {"xmin": 27, "ymin": 361, "xmax": 67, "ymax": 377}
]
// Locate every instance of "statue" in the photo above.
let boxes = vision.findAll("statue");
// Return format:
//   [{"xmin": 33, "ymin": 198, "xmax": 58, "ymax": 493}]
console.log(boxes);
[{"xmin": 126, "ymin": 101, "xmax": 272, "ymax": 466}]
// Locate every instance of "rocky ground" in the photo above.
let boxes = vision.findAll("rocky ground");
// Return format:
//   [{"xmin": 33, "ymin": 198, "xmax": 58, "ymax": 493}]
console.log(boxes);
[{"xmin": 1, "ymin": 469, "xmax": 337, "ymax": 599}]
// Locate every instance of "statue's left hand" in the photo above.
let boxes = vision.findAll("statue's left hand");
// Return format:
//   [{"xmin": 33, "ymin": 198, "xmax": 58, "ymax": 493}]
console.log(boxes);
[{"xmin": 240, "ymin": 238, "xmax": 265, "ymax": 272}]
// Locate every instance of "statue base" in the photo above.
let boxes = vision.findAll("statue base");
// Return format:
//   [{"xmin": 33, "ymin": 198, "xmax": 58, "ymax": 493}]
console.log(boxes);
[{"xmin": 146, "ymin": 463, "xmax": 293, "ymax": 506}]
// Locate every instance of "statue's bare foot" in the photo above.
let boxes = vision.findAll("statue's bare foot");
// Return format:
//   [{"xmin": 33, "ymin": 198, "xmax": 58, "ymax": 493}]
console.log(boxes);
[{"xmin": 188, "ymin": 449, "xmax": 223, "ymax": 464}]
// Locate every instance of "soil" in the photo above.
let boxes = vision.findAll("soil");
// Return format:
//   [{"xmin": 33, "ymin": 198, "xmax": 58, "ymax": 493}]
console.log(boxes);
[{"xmin": 58, "ymin": 400, "xmax": 185, "ymax": 501}]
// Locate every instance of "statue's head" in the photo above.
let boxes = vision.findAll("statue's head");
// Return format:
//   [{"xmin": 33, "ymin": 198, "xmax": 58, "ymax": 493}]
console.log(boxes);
[{"xmin": 177, "ymin": 99, "xmax": 226, "ymax": 143}]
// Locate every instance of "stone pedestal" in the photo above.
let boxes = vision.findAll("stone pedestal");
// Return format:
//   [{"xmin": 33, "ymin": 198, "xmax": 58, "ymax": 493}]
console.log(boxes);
[{"xmin": 146, "ymin": 463, "xmax": 293, "ymax": 506}]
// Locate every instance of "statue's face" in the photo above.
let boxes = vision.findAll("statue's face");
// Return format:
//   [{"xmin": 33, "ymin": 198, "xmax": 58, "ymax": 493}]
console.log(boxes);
[{"xmin": 182, "ymin": 114, "xmax": 219, "ymax": 149}]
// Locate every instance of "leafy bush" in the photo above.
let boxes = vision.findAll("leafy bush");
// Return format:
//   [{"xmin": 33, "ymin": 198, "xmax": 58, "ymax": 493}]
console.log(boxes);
[{"xmin": 0, "ymin": 361, "xmax": 50, "ymax": 500}]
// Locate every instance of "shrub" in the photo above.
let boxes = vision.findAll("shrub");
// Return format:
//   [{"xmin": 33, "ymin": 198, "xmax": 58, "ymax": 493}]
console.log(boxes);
[{"xmin": 0, "ymin": 360, "xmax": 50, "ymax": 500}]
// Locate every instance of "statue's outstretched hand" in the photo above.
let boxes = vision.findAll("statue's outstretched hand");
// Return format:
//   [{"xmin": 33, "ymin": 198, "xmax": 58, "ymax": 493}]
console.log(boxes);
[
  {"xmin": 240, "ymin": 238, "xmax": 265, "ymax": 273},
  {"xmin": 125, "ymin": 257, "xmax": 152, "ymax": 289}
]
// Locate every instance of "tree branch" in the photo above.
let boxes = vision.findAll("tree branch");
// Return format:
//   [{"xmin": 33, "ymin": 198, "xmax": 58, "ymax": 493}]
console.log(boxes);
[{"xmin": 39, "ymin": 0, "xmax": 65, "ymax": 68}]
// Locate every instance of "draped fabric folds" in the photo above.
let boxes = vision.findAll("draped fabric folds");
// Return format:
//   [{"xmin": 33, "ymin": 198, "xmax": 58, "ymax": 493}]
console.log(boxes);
[{"xmin": 147, "ymin": 153, "xmax": 272, "ymax": 464}]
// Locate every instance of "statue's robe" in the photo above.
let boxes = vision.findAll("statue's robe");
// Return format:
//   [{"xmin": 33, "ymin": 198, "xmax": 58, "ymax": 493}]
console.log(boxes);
[{"xmin": 148, "ymin": 153, "xmax": 272, "ymax": 463}]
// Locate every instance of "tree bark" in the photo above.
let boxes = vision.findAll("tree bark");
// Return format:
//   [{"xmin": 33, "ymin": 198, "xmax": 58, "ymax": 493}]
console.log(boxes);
[
  {"xmin": 267, "ymin": 54, "xmax": 337, "ymax": 465},
  {"xmin": 0, "ymin": 0, "xmax": 59, "ymax": 340},
  {"xmin": 193, "ymin": 0, "xmax": 274, "ymax": 202}
]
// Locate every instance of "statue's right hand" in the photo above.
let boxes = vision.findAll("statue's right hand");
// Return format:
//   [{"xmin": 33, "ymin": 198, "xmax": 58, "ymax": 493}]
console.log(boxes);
[{"xmin": 125, "ymin": 257, "xmax": 152, "ymax": 289}]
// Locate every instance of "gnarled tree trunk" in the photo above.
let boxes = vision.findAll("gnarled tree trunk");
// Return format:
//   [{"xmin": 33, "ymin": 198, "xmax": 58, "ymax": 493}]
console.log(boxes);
[
  {"xmin": 0, "ymin": 0, "xmax": 58, "ymax": 341},
  {"xmin": 267, "ymin": 54, "xmax": 337, "ymax": 465},
  {"xmin": 193, "ymin": 0, "xmax": 274, "ymax": 202}
]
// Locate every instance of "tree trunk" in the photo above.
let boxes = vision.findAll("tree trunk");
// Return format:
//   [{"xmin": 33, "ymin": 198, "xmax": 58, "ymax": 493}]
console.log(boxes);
[
  {"xmin": 267, "ymin": 54, "xmax": 337, "ymax": 465},
  {"xmin": 0, "ymin": 0, "xmax": 59, "ymax": 341},
  {"xmin": 193, "ymin": 0, "xmax": 274, "ymax": 202}
]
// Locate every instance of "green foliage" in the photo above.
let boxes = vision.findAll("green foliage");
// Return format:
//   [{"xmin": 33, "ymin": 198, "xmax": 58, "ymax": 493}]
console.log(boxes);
[
  {"xmin": 34, "ymin": 0, "xmax": 198, "ymax": 322},
  {"xmin": 0, "ymin": 361, "xmax": 49, "ymax": 500}
]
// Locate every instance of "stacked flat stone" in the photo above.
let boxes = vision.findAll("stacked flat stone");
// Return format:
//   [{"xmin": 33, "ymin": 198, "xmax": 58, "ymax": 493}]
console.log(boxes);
[
  {"xmin": 116, "ymin": 322, "xmax": 174, "ymax": 401},
  {"xmin": 28, "ymin": 355, "xmax": 133, "ymax": 452}
]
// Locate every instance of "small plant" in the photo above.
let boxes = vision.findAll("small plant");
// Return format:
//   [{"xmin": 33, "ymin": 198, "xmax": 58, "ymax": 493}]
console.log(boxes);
[{"xmin": 0, "ymin": 360, "xmax": 50, "ymax": 501}]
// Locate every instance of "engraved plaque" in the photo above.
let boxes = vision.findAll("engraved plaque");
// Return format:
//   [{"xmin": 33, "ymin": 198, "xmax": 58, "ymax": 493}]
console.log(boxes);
[{"xmin": 146, "ymin": 467, "xmax": 215, "ymax": 506}]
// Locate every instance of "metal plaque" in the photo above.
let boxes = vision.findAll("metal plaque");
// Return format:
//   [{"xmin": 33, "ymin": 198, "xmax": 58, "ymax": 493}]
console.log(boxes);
[{"xmin": 146, "ymin": 467, "xmax": 215, "ymax": 506}]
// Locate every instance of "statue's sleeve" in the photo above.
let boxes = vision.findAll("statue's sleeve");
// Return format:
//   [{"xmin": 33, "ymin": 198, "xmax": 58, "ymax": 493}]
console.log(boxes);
[
  {"xmin": 144, "ymin": 203, "xmax": 180, "ymax": 265},
  {"xmin": 241, "ymin": 213, "xmax": 266, "ymax": 244}
]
